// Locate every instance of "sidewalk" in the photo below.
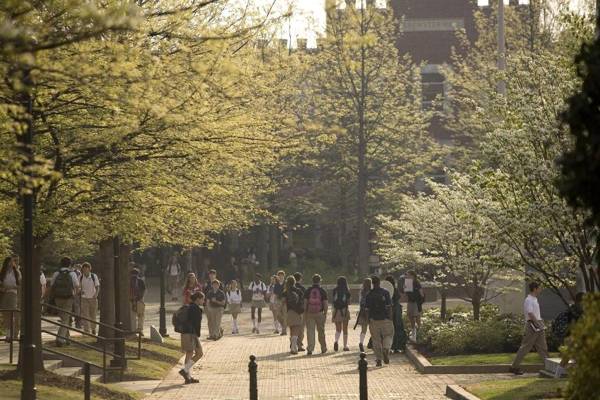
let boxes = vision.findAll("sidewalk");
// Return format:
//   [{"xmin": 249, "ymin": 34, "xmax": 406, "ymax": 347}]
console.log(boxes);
[{"xmin": 146, "ymin": 304, "xmax": 455, "ymax": 400}]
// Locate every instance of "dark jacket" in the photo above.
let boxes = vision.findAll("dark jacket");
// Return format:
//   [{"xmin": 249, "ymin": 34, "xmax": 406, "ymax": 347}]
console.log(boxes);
[{"xmin": 183, "ymin": 303, "xmax": 203, "ymax": 337}]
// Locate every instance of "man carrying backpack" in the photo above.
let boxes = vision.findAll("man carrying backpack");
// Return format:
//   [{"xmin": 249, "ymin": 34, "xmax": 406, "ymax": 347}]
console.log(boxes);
[
  {"xmin": 303, "ymin": 274, "xmax": 328, "ymax": 355},
  {"xmin": 293, "ymin": 272, "xmax": 306, "ymax": 351},
  {"xmin": 365, "ymin": 275, "xmax": 394, "ymax": 367},
  {"xmin": 179, "ymin": 292, "xmax": 204, "ymax": 384},
  {"xmin": 50, "ymin": 257, "xmax": 80, "ymax": 346},
  {"xmin": 130, "ymin": 268, "xmax": 146, "ymax": 335}
]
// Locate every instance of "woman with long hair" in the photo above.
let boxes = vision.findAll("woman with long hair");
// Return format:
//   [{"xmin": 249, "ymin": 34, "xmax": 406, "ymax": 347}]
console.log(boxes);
[
  {"xmin": 267, "ymin": 275, "xmax": 281, "ymax": 334},
  {"xmin": 357, "ymin": 277, "xmax": 371, "ymax": 352},
  {"xmin": 283, "ymin": 275, "xmax": 304, "ymax": 354},
  {"xmin": 0, "ymin": 256, "xmax": 21, "ymax": 339},
  {"xmin": 332, "ymin": 276, "xmax": 351, "ymax": 351},
  {"xmin": 226, "ymin": 280, "xmax": 242, "ymax": 334},
  {"xmin": 385, "ymin": 275, "xmax": 407, "ymax": 353},
  {"xmin": 182, "ymin": 272, "xmax": 202, "ymax": 305}
]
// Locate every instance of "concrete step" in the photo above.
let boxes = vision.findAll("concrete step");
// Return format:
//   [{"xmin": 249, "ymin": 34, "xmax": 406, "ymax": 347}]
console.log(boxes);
[
  {"xmin": 54, "ymin": 366, "xmax": 82, "ymax": 378},
  {"xmin": 542, "ymin": 358, "xmax": 573, "ymax": 378},
  {"xmin": 89, "ymin": 374, "xmax": 103, "ymax": 383},
  {"xmin": 43, "ymin": 359, "xmax": 63, "ymax": 372}
]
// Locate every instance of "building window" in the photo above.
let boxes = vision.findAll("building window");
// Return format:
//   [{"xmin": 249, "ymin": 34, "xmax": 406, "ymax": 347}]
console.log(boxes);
[{"xmin": 421, "ymin": 72, "xmax": 445, "ymax": 111}]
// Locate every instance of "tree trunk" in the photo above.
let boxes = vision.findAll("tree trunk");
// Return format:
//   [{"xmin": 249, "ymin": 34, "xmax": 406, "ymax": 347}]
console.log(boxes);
[
  {"xmin": 18, "ymin": 237, "xmax": 44, "ymax": 372},
  {"xmin": 440, "ymin": 289, "xmax": 448, "ymax": 321},
  {"xmin": 97, "ymin": 238, "xmax": 115, "ymax": 339},
  {"xmin": 119, "ymin": 242, "xmax": 132, "ymax": 331},
  {"xmin": 472, "ymin": 291, "xmax": 482, "ymax": 321},
  {"xmin": 269, "ymin": 225, "xmax": 280, "ymax": 271},
  {"xmin": 256, "ymin": 225, "xmax": 269, "ymax": 271}
]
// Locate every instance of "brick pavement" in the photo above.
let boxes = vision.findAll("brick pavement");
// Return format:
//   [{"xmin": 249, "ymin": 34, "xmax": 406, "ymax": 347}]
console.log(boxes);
[{"xmin": 146, "ymin": 305, "xmax": 459, "ymax": 400}]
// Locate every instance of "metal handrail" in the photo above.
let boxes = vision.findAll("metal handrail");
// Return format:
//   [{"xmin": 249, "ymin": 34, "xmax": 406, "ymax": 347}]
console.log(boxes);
[
  {"xmin": 0, "ymin": 308, "xmax": 19, "ymax": 364},
  {"xmin": 42, "ymin": 345, "xmax": 122, "ymax": 383},
  {"xmin": 43, "ymin": 302, "xmax": 135, "ymax": 334}
]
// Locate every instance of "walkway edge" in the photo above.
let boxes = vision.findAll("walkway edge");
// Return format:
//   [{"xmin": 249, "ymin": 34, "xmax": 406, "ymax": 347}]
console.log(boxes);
[{"xmin": 445, "ymin": 385, "xmax": 482, "ymax": 400}]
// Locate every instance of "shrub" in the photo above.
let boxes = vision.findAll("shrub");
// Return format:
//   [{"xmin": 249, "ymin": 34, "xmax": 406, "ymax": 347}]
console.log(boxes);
[
  {"xmin": 416, "ymin": 305, "xmax": 558, "ymax": 356},
  {"xmin": 565, "ymin": 293, "xmax": 600, "ymax": 400}
]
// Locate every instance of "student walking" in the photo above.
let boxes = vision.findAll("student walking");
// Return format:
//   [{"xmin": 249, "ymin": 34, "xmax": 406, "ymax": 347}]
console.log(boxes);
[
  {"xmin": 332, "ymin": 276, "xmax": 351, "ymax": 352},
  {"xmin": 284, "ymin": 275, "xmax": 305, "ymax": 354},
  {"xmin": 79, "ymin": 262, "xmax": 100, "ymax": 335},
  {"xmin": 182, "ymin": 272, "xmax": 202, "ymax": 305},
  {"xmin": 355, "ymin": 278, "xmax": 372, "ymax": 353},
  {"xmin": 205, "ymin": 279, "xmax": 226, "ymax": 340},
  {"xmin": 227, "ymin": 280, "xmax": 242, "ymax": 334},
  {"xmin": 365, "ymin": 276, "xmax": 394, "ymax": 367},
  {"xmin": 385, "ymin": 275, "xmax": 407, "ymax": 353},
  {"xmin": 167, "ymin": 255, "xmax": 181, "ymax": 301},
  {"xmin": 274, "ymin": 270, "xmax": 287, "ymax": 335},
  {"xmin": 267, "ymin": 275, "xmax": 281, "ymax": 334},
  {"xmin": 179, "ymin": 292, "xmax": 204, "ymax": 384},
  {"xmin": 72, "ymin": 264, "xmax": 83, "ymax": 329},
  {"xmin": 0, "ymin": 256, "xmax": 21, "ymax": 340},
  {"xmin": 130, "ymin": 268, "xmax": 146, "ymax": 335},
  {"xmin": 51, "ymin": 257, "xmax": 80, "ymax": 346},
  {"xmin": 402, "ymin": 270, "xmax": 424, "ymax": 342},
  {"xmin": 304, "ymin": 274, "xmax": 328, "ymax": 355},
  {"xmin": 293, "ymin": 272, "xmax": 306, "ymax": 351},
  {"xmin": 248, "ymin": 274, "xmax": 267, "ymax": 334},
  {"xmin": 510, "ymin": 282, "xmax": 550, "ymax": 375}
]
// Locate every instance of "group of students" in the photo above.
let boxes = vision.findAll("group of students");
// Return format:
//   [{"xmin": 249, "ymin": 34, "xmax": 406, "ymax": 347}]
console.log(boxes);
[{"xmin": 173, "ymin": 268, "xmax": 427, "ymax": 383}]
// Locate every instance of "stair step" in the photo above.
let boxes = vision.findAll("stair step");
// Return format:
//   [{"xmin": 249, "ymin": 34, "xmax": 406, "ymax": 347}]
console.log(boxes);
[
  {"xmin": 89, "ymin": 374, "xmax": 103, "ymax": 383},
  {"xmin": 54, "ymin": 367, "xmax": 82, "ymax": 378},
  {"xmin": 43, "ymin": 359, "xmax": 63, "ymax": 372},
  {"xmin": 544, "ymin": 358, "xmax": 574, "ymax": 373}
]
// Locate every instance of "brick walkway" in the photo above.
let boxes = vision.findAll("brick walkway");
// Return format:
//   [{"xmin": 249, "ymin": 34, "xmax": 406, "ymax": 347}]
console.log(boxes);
[{"xmin": 146, "ymin": 305, "xmax": 458, "ymax": 400}]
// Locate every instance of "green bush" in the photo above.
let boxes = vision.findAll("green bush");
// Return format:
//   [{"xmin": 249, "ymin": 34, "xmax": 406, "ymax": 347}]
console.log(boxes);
[
  {"xmin": 415, "ymin": 305, "xmax": 558, "ymax": 356},
  {"xmin": 565, "ymin": 293, "xmax": 600, "ymax": 400}
]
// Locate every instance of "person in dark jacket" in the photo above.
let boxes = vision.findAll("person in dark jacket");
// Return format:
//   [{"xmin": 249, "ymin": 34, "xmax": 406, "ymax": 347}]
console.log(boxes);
[
  {"xmin": 293, "ymin": 272, "xmax": 306, "ymax": 351},
  {"xmin": 179, "ymin": 292, "xmax": 204, "ymax": 384},
  {"xmin": 365, "ymin": 276, "xmax": 394, "ymax": 367},
  {"xmin": 385, "ymin": 275, "xmax": 407, "ymax": 353}
]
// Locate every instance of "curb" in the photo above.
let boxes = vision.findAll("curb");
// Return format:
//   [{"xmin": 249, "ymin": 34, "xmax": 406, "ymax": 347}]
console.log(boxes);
[
  {"xmin": 445, "ymin": 385, "xmax": 482, "ymax": 400},
  {"xmin": 406, "ymin": 345, "xmax": 544, "ymax": 374}
]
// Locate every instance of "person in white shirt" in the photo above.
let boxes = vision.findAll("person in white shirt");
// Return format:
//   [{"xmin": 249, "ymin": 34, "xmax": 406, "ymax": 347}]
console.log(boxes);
[
  {"xmin": 79, "ymin": 262, "xmax": 100, "ymax": 335},
  {"xmin": 248, "ymin": 273, "xmax": 267, "ymax": 334},
  {"xmin": 166, "ymin": 255, "xmax": 181, "ymax": 301},
  {"xmin": 226, "ymin": 280, "xmax": 243, "ymax": 334},
  {"xmin": 510, "ymin": 281, "xmax": 549, "ymax": 374}
]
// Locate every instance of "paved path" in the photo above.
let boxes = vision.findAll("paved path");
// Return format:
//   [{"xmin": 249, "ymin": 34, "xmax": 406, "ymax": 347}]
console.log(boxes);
[{"xmin": 146, "ymin": 304, "xmax": 459, "ymax": 400}]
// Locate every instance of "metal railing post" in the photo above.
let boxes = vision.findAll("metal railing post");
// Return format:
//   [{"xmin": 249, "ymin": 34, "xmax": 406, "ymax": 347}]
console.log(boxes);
[
  {"xmin": 9, "ymin": 310, "xmax": 13, "ymax": 364},
  {"xmin": 249, "ymin": 355, "xmax": 258, "ymax": 400},
  {"xmin": 84, "ymin": 362, "xmax": 91, "ymax": 400},
  {"xmin": 359, "ymin": 352, "xmax": 368, "ymax": 400}
]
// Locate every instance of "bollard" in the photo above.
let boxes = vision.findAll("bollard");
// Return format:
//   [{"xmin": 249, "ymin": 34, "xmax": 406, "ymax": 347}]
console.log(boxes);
[
  {"xmin": 249, "ymin": 355, "xmax": 258, "ymax": 400},
  {"xmin": 358, "ymin": 352, "xmax": 368, "ymax": 400},
  {"xmin": 84, "ymin": 362, "xmax": 91, "ymax": 400}
]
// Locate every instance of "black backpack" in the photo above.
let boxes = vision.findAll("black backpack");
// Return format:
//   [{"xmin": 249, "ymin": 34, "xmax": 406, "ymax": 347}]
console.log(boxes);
[
  {"xmin": 288, "ymin": 289, "xmax": 304, "ymax": 314},
  {"xmin": 551, "ymin": 309, "xmax": 571, "ymax": 340},
  {"xmin": 52, "ymin": 270, "xmax": 74, "ymax": 299},
  {"xmin": 172, "ymin": 305, "xmax": 190, "ymax": 333},
  {"xmin": 333, "ymin": 289, "xmax": 349, "ymax": 310}
]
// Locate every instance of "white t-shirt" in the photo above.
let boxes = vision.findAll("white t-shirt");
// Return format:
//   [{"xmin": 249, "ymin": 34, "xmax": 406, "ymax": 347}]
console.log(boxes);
[
  {"xmin": 1, "ymin": 269, "xmax": 18, "ymax": 289},
  {"xmin": 249, "ymin": 281, "xmax": 266, "ymax": 301},
  {"xmin": 403, "ymin": 278, "xmax": 414, "ymax": 293},
  {"xmin": 524, "ymin": 294, "xmax": 541, "ymax": 321},
  {"xmin": 80, "ymin": 274, "xmax": 100, "ymax": 299},
  {"xmin": 227, "ymin": 289, "xmax": 242, "ymax": 304},
  {"xmin": 40, "ymin": 273, "xmax": 46, "ymax": 287},
  {"xmin": 168, "ymin": 263, "xmax": 180, "ymax": 276}
]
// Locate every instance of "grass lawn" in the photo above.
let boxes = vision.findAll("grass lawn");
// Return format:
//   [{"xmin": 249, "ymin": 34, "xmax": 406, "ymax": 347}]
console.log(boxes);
[
  {"xmin": 430, "ymin": 352, "xmax": 559, "ymax": 366},
  {"xmin": 44, "ymin": 336, "xmax": 182, "ymax": 381},
  {"xmin": 466, "ymin": 377, "xmax": 567, "ymax": 400},
  {"xmin": 0, "ymin": 366, "xmax": 143, "ymax": 400}
]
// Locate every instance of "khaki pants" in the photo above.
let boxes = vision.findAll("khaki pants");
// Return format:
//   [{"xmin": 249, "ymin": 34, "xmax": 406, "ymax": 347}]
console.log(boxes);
[
  {"xmin": 297, "ymin": 314, "xmax": 305, "ymax": 348},
  {"xmin": 369, "ymin": 319, "xmax": 394, "ymax": 361},
  {"xmin": 0, "ymin": 291, "xmax": 19, "ymax": 339},
  {"xmin": 305, "ymin": 312, "xmax": 327, "ymax": 352},
  {"xmin": 512, "ymin": 323, "xmax": 549, "ymax": 368},
  {"xmin": 55, "ymin": 297, "xmax": 74, "ymax": 344},
  {"xmin": 80, "ymin": 297, "xmax": 98, "ymax": 333},
  {"xmin": 276, "ymin": 301, "xmax": 287, "ymax": 332},
  {"xmin": 130, "ymin": 300, "xmax": 145, "ymax": 332},
  {"xmin": 207, "ymin": 306, "xmax": 224, "ymax": 339}
]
